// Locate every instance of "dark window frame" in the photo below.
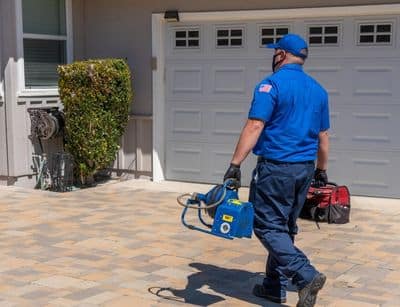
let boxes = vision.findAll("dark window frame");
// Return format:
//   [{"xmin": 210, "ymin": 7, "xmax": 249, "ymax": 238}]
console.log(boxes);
[
  {"xmin": 174, "ymin": 27, "xmax": 201, "ymax": 49},
  {"xmin": 215, "ymin": 26, "xmax": 245, "ymax": 48},
  {"xmin": 357, "ymin": 22, "xmax": 393, "ymax": 46},
  {"xmin": 259, "ymin": 25, "xmax": 290, "ymax": 47},
  {"xmin": 307, "ymin": 24, "xmax": 340, "ymax": 47}
]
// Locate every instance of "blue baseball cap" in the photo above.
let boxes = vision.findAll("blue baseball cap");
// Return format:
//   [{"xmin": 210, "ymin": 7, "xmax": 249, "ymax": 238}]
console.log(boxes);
[{"xmin": 266, "ymin": 33, "xmax": 308, "ymax": 59}]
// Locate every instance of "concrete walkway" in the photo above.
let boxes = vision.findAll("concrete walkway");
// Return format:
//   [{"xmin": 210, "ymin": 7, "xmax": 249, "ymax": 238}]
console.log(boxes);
[{"xmin": 0, "ymin": 179, "xmax": 399, "ymax": 306}]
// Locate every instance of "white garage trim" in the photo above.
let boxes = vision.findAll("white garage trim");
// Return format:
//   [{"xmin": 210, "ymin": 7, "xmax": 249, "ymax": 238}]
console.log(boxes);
[
  {"xmin": 178, "ymin": 4, "xmax": 400, "ymax": 22},
  {"xmin": 151, "ymin": 4, "xmax": 400, "ymax": 182},
  {"xmin": 152, "ymin": 14, "xmax": 166, "ymax": 181}
]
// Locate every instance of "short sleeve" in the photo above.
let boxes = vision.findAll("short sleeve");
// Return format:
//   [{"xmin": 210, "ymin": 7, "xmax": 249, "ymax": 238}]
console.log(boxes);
[
  {"xmin": 320, "ymin": 92, "xmax": 330, "ymax": 131},
  {"xmin": 248, "ymin": 81, "xmax": 277, "ymax": 122}
]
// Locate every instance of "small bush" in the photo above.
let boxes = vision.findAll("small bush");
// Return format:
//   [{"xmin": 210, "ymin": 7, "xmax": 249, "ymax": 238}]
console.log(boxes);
[{"xmin": 58, "ymin": 59, "xmax": 133, "ymax": 184}]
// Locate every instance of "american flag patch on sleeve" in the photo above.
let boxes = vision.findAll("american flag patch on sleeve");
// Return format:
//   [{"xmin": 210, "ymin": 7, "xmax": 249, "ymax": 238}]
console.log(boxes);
[{"xmin": 259, "ymin": 84, "xmax": 272, "ymax": 93}]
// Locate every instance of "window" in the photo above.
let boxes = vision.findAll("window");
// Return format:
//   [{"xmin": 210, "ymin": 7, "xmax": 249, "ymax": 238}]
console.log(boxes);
[
  {"xmin": 260, "ymin": 26, "xmax": 289, "ymax": 46},
  {"xmin": 174, "ymin": 28, "xmax": 200, "ymax": 49},
  {"xmin": 21, "ymin": 0, "xmax": 69, "ymax": 88},
  {"xmin": 216, "ymin": 27, "xmax": 244, "ymax": 48},
  {"xmin": 307, "ymin": 25, "xmax": 340, "ymax": 46},
  {"xmin": 357, "ymin": 22, "xmax": 393, "ymax": 45}
]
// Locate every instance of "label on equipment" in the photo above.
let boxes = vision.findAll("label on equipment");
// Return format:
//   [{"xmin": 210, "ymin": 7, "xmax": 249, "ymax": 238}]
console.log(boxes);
[
  {"xmin": 222, "ymin": 215, "xmax": 233, "ymax": 222},
  {"xmin": 228, "ymin": 199, "xmax": 242, "ymax": 206},
  {"xmin": 220, "ymin": 222, "xmax": 231, "ymax": 234}
]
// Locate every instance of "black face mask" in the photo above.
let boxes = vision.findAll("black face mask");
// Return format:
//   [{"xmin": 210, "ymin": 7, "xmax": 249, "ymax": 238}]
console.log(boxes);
[{"xmin": 272, "ymin": 51, "xmax": 286, "ymax": 73}]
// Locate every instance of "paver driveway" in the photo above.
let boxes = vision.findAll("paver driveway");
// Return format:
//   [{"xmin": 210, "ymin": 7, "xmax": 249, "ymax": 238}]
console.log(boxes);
[{"xmin": 0, "ymin": 179, "xmax": 400, "ymax": 306}]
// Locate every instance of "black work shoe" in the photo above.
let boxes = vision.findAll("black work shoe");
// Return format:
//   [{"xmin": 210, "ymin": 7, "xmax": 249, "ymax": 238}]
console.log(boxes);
[
  {"xmin": 297, "ymin": 273, "xmax": 326, "ymax": 307},
  {"xmin": 252, "ymin": 284, "xmax": 287, "ymax": 304}
]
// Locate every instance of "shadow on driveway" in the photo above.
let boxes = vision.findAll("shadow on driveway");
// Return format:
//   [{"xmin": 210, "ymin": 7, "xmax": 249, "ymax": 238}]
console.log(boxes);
[{"xmin": 149, "ymin": 262, "xmax": 290, "ymax": 306}]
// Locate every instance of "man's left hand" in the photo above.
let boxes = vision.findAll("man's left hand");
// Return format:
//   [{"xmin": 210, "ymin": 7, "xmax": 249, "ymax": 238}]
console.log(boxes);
[{"xmin": 314, "ymin": 168, "xmax": 328, "ymax": 187}]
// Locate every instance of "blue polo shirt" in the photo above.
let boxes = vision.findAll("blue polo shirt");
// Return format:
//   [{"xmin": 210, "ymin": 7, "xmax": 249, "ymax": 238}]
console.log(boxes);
[{"xmin": 248, "ymin": 63, "xmax": 330, "ymax": 162}]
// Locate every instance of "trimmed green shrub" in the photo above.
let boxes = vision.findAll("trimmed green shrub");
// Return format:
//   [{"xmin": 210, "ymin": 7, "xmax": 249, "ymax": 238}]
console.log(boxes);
[{"xmin": 58, "ymin": 59, "xmax": 133, "ymax": 184}]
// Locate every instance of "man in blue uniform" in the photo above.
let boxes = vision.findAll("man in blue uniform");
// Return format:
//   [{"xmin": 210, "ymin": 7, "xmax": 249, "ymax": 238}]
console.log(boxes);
[{"xmin": 224, "ymin": 34, "xmax": 329, "ymax": 307}]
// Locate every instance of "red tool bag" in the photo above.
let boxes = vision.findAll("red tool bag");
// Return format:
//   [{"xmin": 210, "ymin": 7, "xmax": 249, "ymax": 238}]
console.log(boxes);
[{"xmin": 300, "ymin": 182, "xmax": 351, "ymax": 224}]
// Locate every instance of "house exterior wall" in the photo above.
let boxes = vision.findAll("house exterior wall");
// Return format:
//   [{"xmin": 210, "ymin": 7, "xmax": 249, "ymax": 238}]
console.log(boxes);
[
  {"xmin": 0, "ymin": 0, "xmax": 6, "ymax": 183},
  {"xmin": 1, "ymin": 0, "xmax": 398, "ymax": 187},
  {"xmin": 0, "ymin": 0, "xmax": 68, "ymax": 187},
  {"xmin": 0, "ymin": 0, "xmax": 19, "ymax": 185},
  {"xmin": 0, "ymin": 0, "xmax": 152, "ymax": 187},
  {"xmin": 80, "ymin": 0, "xmax": 400, "ymax": 178},
  {"xmin": 72, "ymin": 0, "xmax": 85, "ymax": 60},
  {"xmin": 81, "ymin": 0, "xmax": 400, "ymax": 115}
]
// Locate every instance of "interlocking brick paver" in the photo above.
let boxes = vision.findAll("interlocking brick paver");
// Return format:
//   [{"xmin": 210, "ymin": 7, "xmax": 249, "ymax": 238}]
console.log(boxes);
[
  {"xmin": 0, "ymin": 180, "xmax": 399, "ymax": 306},
  {"xmin": 102, "ymin": 295, "xmax": 159, "ymax": 307},
  {"xmin": 80, "ymin": 291, "xmax": 120, "ymax": 304},
  {"xmin": 64, "ymin": 287, "xmax": 108, "ymax": 301},
  {"xmin": 33, "ymin": 275, "xmax": 98, "ymax": 289}
]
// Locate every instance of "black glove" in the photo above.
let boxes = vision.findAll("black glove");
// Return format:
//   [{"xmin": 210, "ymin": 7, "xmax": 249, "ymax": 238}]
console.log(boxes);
[
  {"xmin": 223, "ymin": 163, "xmax": 241, "ymax": 188},
  {"xmin": 314, "ymin": 168, "xmax": 328, "ymax": 187}
]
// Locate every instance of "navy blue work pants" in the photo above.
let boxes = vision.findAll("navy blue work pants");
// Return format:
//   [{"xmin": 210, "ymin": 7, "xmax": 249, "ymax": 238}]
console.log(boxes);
[{"xmin": 249, "ymin": 159, "xmax": 317, "ymax": 296}]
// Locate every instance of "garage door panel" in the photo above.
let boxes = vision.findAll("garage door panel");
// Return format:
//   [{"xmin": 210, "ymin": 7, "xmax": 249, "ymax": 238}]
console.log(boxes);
[
  {"xmin": 330, "ymin": 105, "xmax": 400, "ymax": 150},
  {"xmin": 167, "ymin": 66, "xmax": 253, "ymax": 104},
  {"xmin": 166, "ymin": 141, "xmax": 257, "ymax": 185},
  {"xmin": 208, "ymin": 148, "xmax": 235, "ymax": 183},
  {"xmin": 166, "ymin": 104, "xmax": 246, "ymax": 143},
  {"xmin": 306, "ymin": 64, "xmax": 345, "ymax": 97},
  {"xmin": 350, "ymin": 110, "xmax": 394, "ymax": 148},
  {"xmin": 165, "ymin": 15, "xmax": 400, "ymax": 198},
  {"xmin": 206, "ymin": 145, "xmax": 256, "ymax": 185},
  {"xmin": 342, "ymin": 95, "xmax": 399, "ymax": 106},
  {"xmin": 307, "ymin": 58, "xmax": 400, "ymax": 106},
  {"xmin": 211, "ymin": 109, "xmax": 247, "ymax": 137},
  {"xmin": 171, "ymin": 109, "xmax": 203, "ymax": 133},
  {"xmin": 166, "ymin": 142, "xmax": 204, "ymax": 180},
  {"xmin": 166, "ymin": 105, "xmax": 206, "ymax": 143},
  {"xmin": 240, "ymin": 155, "xmax": 257, "ymax": 187},
  {"xmin": 352, "ymin": 66, "xmax": 393, "ymax": 97},
  {"xmin": 172, "ymin": 68, "xmax": 203, "ymax": 93},
  {"xmin": 166, "ymin": 66, "xmax": 204, "ymax": 100},
  {"xmin": 208, "ymin": 106, "xmax": 248, "ymax": 144},
  {"xmin": 212, "ymin": 66, "xmax": 247, "ymax": 94},
  {"xmin": 329, "ymin": 150, "xmax": 400, "ymax": 198},
  {"xmin": 328, "ymin": 111, "xmax": 341, "ymax": 148},
  {"xmin": 207, "ymin": 65, "xmax": 252, "ymax": 101},
  {"xmin": 349, "ymin": 59, "xmax": 400, "ymax": 105}
]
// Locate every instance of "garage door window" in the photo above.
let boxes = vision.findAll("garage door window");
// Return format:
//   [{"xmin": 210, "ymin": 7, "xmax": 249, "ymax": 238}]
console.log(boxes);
[
  {"xmin": 357, "ymin": 22, "xmax": 393, "ymax": 45},
  {"xmin": 174, "ymin": 28, "xmax": 200, "ymax": 48},
  {"xmin": 259, "ymin": 26, "xmax": 289, "ymax": 46},
  {"xmin": 308, "ymin": 25, "xmax": 340, "ymax": 46},
  {"xmin": 216, "ymin": 27, "xmax": 244, "ymax": 48}
]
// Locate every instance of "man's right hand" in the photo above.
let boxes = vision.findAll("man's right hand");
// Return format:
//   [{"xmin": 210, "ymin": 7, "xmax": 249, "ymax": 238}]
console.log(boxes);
[
  {"xmin": 314, "ymin": 168, "xmax": 328, "ymax": 187},
  {"xmin": 223, "ymin": 163, "xmax": 241, "ymax": 188}
]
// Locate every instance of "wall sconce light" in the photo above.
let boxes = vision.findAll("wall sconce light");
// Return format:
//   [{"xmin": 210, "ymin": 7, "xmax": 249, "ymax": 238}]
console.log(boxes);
[{"xmin": 164, "ymin": 10, "xmax": 179, "ymax": 22}]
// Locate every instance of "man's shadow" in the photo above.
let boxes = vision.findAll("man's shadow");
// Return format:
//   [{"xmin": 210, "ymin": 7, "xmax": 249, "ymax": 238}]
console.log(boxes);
[{"xmin": 149, "ymin": 262, "xmax": 292, "ymax": 306}]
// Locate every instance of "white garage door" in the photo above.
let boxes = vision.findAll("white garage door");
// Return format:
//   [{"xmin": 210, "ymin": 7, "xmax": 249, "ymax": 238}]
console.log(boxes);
[{"xmin": 164, "ymin": 14, "xmax": 400, "ymax": 198}]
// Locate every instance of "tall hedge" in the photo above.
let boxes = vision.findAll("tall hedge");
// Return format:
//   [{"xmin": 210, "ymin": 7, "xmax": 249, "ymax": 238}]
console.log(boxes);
[{"xmin": 58, "ymin": 59, "xmax": 133, "ymax": 184}]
